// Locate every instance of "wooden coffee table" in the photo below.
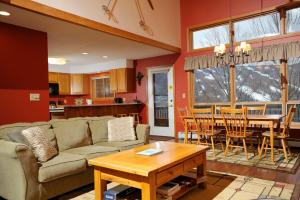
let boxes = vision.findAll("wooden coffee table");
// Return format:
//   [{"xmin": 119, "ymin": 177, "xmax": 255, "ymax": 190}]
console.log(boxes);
[{"xmin": 89, "ymin": 141, "xmax": 208, "ymax": 200}]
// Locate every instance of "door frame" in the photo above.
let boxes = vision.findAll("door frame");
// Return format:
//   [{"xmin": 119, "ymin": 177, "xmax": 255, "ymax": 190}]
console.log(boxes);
[{"xmin": 147, "ymin": 66, "xmax": 175, "ymax": 137}]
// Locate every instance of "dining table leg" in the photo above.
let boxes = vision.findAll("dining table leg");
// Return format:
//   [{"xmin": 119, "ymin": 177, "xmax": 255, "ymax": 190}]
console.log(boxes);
[{"xmin": 269, "ymin": 121, "xmax": 275, "ymax": 163}]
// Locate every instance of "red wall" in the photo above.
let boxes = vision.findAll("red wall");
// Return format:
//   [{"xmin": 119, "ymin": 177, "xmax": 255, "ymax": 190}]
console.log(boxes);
[
  {"xmin": 118, "ymin": 54, "xmax": 180, "ymax": 124},
  {"xmin": 0, "ymin": 22, "xmax": 49, "ymax": 125}
]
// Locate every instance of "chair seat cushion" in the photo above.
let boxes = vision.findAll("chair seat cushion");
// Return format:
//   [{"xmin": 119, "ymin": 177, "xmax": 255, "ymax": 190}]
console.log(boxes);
[
  {"xmin": 64, "ymin": 145, "xmax": 119, "ymax": 161},
  {"xmin": 38, "ymin": 152, "xmax": 86, "ymax": 183},
  {"xmin": 262, "ymin": 131, "xmax": 283, "ymax": 138},
  {"xmin": 94, "ymin": 140, "xmax": 144, "ymax": 151}
]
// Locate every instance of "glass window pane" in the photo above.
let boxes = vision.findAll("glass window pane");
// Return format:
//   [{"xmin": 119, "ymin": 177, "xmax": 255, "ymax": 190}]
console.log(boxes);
[
  {"xmin": 153, "ymin": 72, "xmax": 169, "ymax": 127},
  {"xmin": 265, "ymin": 104, "xmax": 282, "ymax": 115},
  {"xmin": 93, "ymin": 77, "xmax": 112, "ymax": 98},
  {"xmin": 194, "ymin": 66, "xmax": 230, "ymax": 103},
  {"xmin": 288, "ymin": 58, "xmax": 300, "ymax": 101},
  {"xmin": 192, "ymin": 24, "xmax": 229, "ymax": 49},
  {"xmin": 287, "ymin": 7, "xmax": 300, "ymax": 33},
  {"xmin": 287, "ymin": 104, "xmax": 300, "ymax": 122},
  {"xmin": 235, "ymin": 61, "xmax": 281, "ymax": 102},
  {"xmin": 234, "ymin": 13, "xmax": 280, "ymax": 42}
]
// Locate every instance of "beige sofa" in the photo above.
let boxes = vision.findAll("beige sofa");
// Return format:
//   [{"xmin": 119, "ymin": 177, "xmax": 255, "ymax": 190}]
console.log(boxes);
[{"xmin": 0, "ymin": 116, "xmax": 150, "ymax": 200}]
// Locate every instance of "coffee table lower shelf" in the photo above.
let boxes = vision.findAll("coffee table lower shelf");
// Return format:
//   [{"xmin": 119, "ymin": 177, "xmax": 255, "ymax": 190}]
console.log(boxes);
[{"xmin": 162, "ymin": 172, "xmax": 207, "ymax": 200}]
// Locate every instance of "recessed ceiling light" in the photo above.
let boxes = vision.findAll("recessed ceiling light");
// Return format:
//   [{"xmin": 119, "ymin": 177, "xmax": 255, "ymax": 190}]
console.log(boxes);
[
  {"xmin": 103, "ymin": 56, "xmax": 108, "ymax": 59},
  {"xmin": 48, "ymin": 57, "xmax": 67, "ymax": 65},
  {"xmin": 82, "ymin": 52, "xmax": 88, "ymax": 55},
  {"xmin": 0, "ymin": 11, "xmax": 10, "ymax": 16}
]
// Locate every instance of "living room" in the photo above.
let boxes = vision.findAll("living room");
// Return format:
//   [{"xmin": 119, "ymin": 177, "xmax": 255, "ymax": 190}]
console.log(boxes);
[{"xmin": 0, "ymin": 0, "xmax": 300, "ymax": 200}]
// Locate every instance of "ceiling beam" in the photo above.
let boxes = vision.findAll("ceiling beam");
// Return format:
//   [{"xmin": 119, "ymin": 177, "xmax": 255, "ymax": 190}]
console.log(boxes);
[{"xmin": 4, "ymin": 0, "xmax": 181, "ymax": 53}]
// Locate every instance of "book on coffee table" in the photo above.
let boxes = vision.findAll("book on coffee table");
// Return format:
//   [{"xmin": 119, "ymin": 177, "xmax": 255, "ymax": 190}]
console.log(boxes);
[{"xmin": 136, "ymin": 148, "xmax": 162, "ymax": 156}]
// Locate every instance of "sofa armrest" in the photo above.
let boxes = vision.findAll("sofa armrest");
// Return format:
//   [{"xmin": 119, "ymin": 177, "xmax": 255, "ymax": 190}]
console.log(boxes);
[
  {"xmin": 0, "ymin": 140, "xmax": 42, "ymax": 200},
  {"xmin": 136, "ymin": 124, "xmax": 150, "ymax": 144}
]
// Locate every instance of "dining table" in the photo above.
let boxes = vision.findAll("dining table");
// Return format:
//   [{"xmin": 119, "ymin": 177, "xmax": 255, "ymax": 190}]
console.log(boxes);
[{"xmin": 182, "ymin": 114, "xmax": 285, "ymax": 163}]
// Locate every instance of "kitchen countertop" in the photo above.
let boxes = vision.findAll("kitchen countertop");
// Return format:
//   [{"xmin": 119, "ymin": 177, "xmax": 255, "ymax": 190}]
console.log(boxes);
[
  {"xmin": 49, "ymin": 107, "xmax": 64, "ymax": 113},
  {"xmin": 64, "ymin": 102, "xmax": 141, "ymax": 108}
]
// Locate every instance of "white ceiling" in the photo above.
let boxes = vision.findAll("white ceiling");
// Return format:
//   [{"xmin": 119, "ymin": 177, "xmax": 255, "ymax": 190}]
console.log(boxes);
[{"xmin": 0, "ymin": 2, "xmax": 174, "ymax": 73}]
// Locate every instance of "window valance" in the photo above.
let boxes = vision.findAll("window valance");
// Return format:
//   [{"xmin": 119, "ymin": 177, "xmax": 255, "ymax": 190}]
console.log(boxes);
[{"xmin": 184, "ymin": 41, "xmax": 300, "ymax": 71}]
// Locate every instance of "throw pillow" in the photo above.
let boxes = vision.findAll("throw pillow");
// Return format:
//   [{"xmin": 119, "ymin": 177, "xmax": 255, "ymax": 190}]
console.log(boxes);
[
  {"xmin": 7, "ymin": 130, "xmax": 30, "ymax": 146},
  {"xmin": 107, "ymin": 117, "xmax": 136, "ymax": 142},
  {"xmin": 22, "ymin": 127, "xmax": 58, "ymax": 162}
]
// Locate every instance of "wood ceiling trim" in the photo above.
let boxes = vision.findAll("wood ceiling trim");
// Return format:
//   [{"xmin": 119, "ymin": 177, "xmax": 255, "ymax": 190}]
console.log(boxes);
[{"xmin": 6, "ymin": 0, "xmax": 181, "ymax": 53}]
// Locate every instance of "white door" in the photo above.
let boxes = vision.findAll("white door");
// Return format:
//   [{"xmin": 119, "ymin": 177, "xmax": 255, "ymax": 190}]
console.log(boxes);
[{"xmin": 148, "ymin": 67, "xmax": 174, "ymax": 137}]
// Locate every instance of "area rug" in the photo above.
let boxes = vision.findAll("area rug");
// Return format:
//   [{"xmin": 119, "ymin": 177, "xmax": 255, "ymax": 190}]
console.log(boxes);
[
  {"xmin": 206, "ymin": 148, "xmax": 300, "ymax": 174},
  {"xmin": 53, "ymin": 171, "xmax": 296, "ymax": 200}
]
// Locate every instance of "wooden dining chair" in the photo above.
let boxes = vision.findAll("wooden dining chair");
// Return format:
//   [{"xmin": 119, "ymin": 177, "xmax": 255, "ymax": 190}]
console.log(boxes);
[
  {"xmin": 221, "ymin": 107, "xmax": 253, "ymax": 160},
  {"xmin": 243, "ymin": 105, "xmax": 266, "ymax": 115},
  {"xmin": 191, "ymin": 107, "xmax": 224, "ymax": 156},
  {"xmin": 243, "ymin": 104, "xmax": 267, "ymax": 152},
  {"xmin": 177, "ymin": 107, "xmax": 196, "ymax": 142},
  {"xmin": 259, "ymin": 105, "xmax": 296, "ymax": 161}
]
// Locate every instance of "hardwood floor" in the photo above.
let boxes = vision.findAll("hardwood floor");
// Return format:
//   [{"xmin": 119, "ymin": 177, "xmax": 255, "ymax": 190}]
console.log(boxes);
[{"xmin": 150, "ymin": 136, "xmax": 300, "ymax": 199}]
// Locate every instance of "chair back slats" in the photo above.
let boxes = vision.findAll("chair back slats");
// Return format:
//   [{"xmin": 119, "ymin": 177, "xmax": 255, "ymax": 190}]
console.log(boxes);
[
  {"xmin": 191, "ymin": 106, "xmax": 214, "ymax": 135},
  {"xmin": 243, "ymin": 105, "xmax": 266, "ymax": 115},
  {"xmin": 221, "ymin": 107, "xmax": 248, "ymax": 137},
  {"xmin": 282, "ymin": 105, "xmax": 296, "ymax": 137},
  {"xmin": 177, "ymin": 107, "xmax": 190, "ymax": 125}
]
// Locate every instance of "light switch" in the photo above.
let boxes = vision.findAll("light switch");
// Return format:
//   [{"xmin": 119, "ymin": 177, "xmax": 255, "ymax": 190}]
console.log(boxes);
[
  {"xmin": 182, "ymin": 93, "xmax": 186, "ymax": 99},
  {"xmin": 30, "ymin": 93, "xmax": 40, "ymax": 101}
]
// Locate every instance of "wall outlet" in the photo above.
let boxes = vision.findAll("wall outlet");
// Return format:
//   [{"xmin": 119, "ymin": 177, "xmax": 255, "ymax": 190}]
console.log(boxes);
[{"xmin": 30, "ymin": 93, "xmax": 40, "ymax": 101}]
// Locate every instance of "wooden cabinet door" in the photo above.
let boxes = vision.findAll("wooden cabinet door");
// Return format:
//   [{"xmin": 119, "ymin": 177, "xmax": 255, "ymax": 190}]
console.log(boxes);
[
  {"xmin": 71, "ymin": 74, "xmax": 90, "ymax": 95},
  {"xmin": 71, "ymin": 74, "xmax": 83, "ymax": 95},
  {"xmin": 126, "ymin": 68, "xmax": 136, "ymax": 93},
  {"xmin": 82, "ymin": 74, "xmax": 90, "ymax": 94},
  {"xmin": 49, "ymin": 72, "xmax": 58, "ymax": 83},
  {"xmin": 58, "ymin": 73, "xmax": 70, "ymax": 95},
  {"xmin": 110, "ymin": 69, "xmax": 118, "ymax": 92},
  {"xmin": 117, "ymin": 68, "xmax": 127, "ymax": 92}
]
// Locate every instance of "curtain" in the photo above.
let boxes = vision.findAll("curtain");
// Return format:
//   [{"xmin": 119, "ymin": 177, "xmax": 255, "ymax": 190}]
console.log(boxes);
[{"xmin": 184, "ymin": 41, "xmax": 300, "ymax": 71}]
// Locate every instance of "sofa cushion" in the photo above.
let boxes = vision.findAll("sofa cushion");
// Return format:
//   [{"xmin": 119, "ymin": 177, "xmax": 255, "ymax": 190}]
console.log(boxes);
[
  {"xmin": 38, "ymin": 152, "xmax": 86, "ymax": 183},
  {"xmin": 22, "ymin": 127, "xmax": 58, "ymax": 162},
  {"xmin": 94, "ymin": 140, "xmax": 144, "ymax": 151},
  {"xmin": 88, "ymin": 116, "xmax": 115, "ymax": 144},
  {"xmin": 51, "ymin": 118, "xmax": 92, "ymax": 151},
  {"xmin": 64, "ymin": 145, "xmax": 119, "ymax": 162},
  {"xmin": 107, "ymin": 117, "xmax": 136, "ymax": 142},
  {"xmin": 0, "ymin": 122, "xmax": 51, "ymax": 140}
]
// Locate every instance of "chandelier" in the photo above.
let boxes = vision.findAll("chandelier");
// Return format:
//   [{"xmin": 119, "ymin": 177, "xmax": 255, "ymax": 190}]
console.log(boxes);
[
  {"xmin": 213, "ymin": 0, "xmax": 253, "ymax": 66},
  {"xmin": 214, "ymin": 40, "xmax": 252, "ymax": 65}
]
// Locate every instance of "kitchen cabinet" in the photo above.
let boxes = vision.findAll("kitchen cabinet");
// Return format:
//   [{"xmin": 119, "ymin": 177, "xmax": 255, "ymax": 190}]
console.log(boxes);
[
  {"xmin": 48, "ymin": 72, "xmax": 58, "ymax": 83},
  {"xmin": 110, "ymin": 68, "xmax": 135, "ymax": 93},
  {"xmin": 58, "ymin": 73, "xmax": 70, "ymax": 95},
  {"xmin": 70, "ymin": 74, "xmax": 89, "ymax": 95}
]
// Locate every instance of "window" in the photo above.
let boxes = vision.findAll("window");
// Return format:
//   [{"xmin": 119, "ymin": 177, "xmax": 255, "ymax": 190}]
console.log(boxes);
[
  {"xmin": 287, "ymin": 104, "xmax": 300, "ymax": 122},
  {"xmin": 287, "ymin": 7, "xmax": 300, "ymax": 33},
  {"xmin": 194, "ymin": 66, "xmax": 230, "ymax": 103},
  {"xmin": 235, "ymin": 61, "xmax": 281, "ymax": 102},
  {"xmin": 234, "ymin": 12, "xmax": 280, "ymax": 42},
  {"xmin": 265, "ymin": 104, "xmax": 282, "ymax": 115},
  {"xmin": 91, "ymin": 77, "xmax": 113, "ymax": 99},
  {"xmin": 192, "ymin": 24, "xmax": 229, "ymax": 49},
  {"xmin": 288, "ymin": 58, "xmax": 300, "ymax": 122},
  {"xmin": 288, "ymin": 58, "xmax": 300, "ymax": 101}
]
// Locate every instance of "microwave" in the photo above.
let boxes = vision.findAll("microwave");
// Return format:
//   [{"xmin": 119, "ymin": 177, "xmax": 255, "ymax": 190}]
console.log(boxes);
[{"xmin": 49, "ymin": 83, "xmax": 59, "ymax": 96}]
